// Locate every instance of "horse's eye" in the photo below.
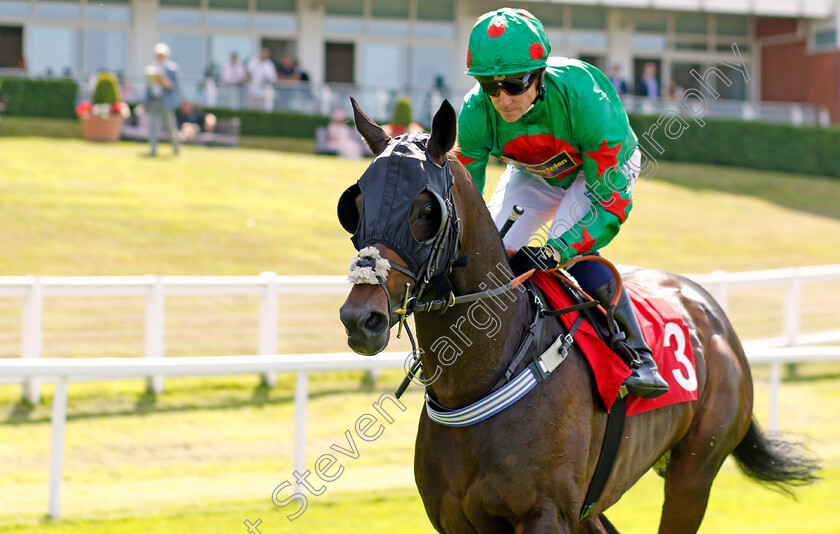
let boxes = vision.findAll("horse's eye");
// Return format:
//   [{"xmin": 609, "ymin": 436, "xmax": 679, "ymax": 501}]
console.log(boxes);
[{"xmin": 419, "ymin": 203, "xmax": 434, "ymax": 220}]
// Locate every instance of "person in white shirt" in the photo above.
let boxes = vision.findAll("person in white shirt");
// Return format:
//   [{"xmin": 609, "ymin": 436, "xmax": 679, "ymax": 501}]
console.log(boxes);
[
  {"xmin": 247, "ymin": 48, "xmax": 277, "ymax": 87},
  {"xmin": 246, "ymin": 48, "xmax": 278, "ymax": 108},
  {"xmin": 221, "ymin": 52, "xmax": 247, "ymax": 85},
  {"xmin": 220, "ymin": 51, "xmax": 247, "ymax": 108}
]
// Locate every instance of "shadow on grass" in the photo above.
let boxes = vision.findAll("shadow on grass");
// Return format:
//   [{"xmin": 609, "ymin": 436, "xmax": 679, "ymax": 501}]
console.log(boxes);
[
  {"xmin": 135, "ymin": 389, "xmax": 158, "ymax": 414},
  {"xmin": 0, "ymin": 381, "xmax": 406, "ymax": 426},
  {"xmin": 5, "ymin": 399, "xmax": 34, "ymax": 423},
  {"xmin": 648, "ymin": 161, "xmax": 840, "ymax": 221}
]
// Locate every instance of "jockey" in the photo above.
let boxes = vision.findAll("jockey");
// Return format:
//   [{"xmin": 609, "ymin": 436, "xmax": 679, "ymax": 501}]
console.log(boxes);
[{"xmin": 456, "ymin": 8, "xmax": 669, "ymax": 399}]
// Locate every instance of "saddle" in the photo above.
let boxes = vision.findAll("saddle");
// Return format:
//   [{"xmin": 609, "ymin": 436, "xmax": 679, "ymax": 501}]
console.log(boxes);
[{"xmin": 530, "ymin": 269, "xmax": 698, "ymax": 416}]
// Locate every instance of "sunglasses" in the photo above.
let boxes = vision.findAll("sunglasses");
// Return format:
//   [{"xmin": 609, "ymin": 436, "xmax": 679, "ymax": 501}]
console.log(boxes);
[{"xmin": 476, "ymin": 70, "xmax": 542, "ymax": 97}]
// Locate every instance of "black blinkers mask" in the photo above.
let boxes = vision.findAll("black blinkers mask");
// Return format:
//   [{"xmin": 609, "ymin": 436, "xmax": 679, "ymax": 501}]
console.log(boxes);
[{"xmin": 337, "ymin": 132, "xmax": 459, "ymax": 282}]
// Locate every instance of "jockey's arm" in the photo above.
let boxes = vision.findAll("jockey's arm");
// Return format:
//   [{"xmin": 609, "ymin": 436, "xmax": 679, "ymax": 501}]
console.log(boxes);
[{"xmin": 546, "ymin": 72, "xmax": 638, "ymax": 263}]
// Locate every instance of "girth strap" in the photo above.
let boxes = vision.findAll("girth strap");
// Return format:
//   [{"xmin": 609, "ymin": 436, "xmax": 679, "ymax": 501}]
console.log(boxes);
[{"xmin": 579, "ymin": 395, "xmax": 628, "ymax": 522}]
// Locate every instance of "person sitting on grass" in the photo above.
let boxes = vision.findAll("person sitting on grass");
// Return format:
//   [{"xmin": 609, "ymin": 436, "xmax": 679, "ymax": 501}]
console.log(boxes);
[{"xmin": 175, "ymin": 100, "xmax": 216, "ymax": 142}]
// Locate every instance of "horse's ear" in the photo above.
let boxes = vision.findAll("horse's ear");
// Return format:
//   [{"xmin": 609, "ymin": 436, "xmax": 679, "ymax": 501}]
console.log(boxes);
[
  {"xmin": 428, "ymin": 100, "xmax": 457, "ymax": 165},
  {"xmin": 350, "ymin": 97, "xmax": 391, "ymax": 156}
]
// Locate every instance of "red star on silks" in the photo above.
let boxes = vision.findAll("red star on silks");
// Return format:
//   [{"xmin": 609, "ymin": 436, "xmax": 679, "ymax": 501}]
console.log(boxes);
[
  {"xmin": 585, "ymin": 140, "xmax": 623, "ymax": 179},
  {"xmin": 455, "ymin": 152, "xmax": 476, "ymax": 167},
  {"xmin": 599, "ymin": 192, "xmax": 632, "ymax": 223},
  {"xmin": 571, "ymin": 227, "xmax": 599, "ymax": 254}
]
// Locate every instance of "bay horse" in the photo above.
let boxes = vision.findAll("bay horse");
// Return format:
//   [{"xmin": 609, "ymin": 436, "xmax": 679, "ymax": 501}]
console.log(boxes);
[{"xmin": 338, "ymin": 99, "xmax": 819, "ymax": 533}]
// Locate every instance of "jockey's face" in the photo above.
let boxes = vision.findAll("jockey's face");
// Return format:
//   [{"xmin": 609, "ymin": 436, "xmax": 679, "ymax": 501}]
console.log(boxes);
[{"xmin": 487, "ymin": 79, "xmax": 539, "ymax": 122}]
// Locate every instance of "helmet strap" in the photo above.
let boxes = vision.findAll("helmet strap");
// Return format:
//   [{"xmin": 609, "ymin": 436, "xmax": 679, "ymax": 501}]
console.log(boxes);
[{"xmin": 533, "ymin": 69, "xmax": 546, "ymax": 103}]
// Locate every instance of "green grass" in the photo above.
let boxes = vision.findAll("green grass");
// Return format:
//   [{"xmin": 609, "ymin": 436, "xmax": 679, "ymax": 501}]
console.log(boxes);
[
  {"xmin": 0, "ymin": 365, "xmax": 837, "ymax": 533},
  {"xmin": 1, "ymin": 138, "xmax": 839, "ymax": 276},
  {"xmin": 0, "ymin": 133, "xmax": 839, "ymax": 532}
]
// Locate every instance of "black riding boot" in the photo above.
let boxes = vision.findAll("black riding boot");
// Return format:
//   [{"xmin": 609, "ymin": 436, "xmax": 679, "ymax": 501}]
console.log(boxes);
[{"xmin": 590, "ymin": 280, "xmax": 669, "ymax": 399}]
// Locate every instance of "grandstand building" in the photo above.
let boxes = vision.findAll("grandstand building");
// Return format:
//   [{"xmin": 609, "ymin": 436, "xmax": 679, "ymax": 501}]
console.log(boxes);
[{"xmin": 0, "ymin": 0, "xmax": 838, "ymax": 122}]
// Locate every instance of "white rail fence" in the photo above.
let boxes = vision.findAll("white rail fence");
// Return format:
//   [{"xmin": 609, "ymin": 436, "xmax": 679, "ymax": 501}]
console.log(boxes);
[
  {"xmin": 1, "ymin": 265, "xmax": 840, "ymax": 404},
  {"xmin": 0, "ymin": 265, "xmax": 839, "ymax": 518},
  {"xmin": 1, "ymin": 345, "xmax": 839, "ymax": 519}
]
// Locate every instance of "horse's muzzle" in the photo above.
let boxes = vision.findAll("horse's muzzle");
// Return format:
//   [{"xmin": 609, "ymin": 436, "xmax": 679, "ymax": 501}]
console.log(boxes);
[{"xmin": 340, "ymin": 289, "xmax": 391, "ymax": 356}]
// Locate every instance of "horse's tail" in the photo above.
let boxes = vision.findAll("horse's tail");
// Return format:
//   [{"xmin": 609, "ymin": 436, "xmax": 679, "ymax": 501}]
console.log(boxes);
[{"xmin": 732, "ymin": 418, "xmax": 821, "ymax": 495}]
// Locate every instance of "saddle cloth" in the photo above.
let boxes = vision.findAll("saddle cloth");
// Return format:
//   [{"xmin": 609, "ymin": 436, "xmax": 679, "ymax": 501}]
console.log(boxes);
[{"xmin": 530, "ymin": 271, "xmax": 698, "ymax": 416}]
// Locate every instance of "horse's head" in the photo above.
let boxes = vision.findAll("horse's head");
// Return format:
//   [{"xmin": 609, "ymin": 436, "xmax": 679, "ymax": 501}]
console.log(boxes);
[{"xmin": 338, "ymin": 99, "xmax": 459, "ymax": 355}]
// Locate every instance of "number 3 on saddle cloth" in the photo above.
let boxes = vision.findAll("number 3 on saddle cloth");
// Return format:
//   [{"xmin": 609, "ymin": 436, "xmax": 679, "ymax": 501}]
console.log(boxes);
[{"xmin": 530, "ymin": 271, "xmax": 698, "ymax": 415}]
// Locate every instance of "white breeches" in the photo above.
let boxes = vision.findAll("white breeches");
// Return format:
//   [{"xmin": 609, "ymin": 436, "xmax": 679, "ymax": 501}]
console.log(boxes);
[{"xmin": 487, "ymin": 149, "xmax": 641, "ymax": 250}]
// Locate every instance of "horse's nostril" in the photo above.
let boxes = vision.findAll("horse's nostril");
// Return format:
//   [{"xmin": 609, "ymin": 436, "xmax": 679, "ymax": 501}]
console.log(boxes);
[{"xmin": 361, "ymin": 311, "xmax": 388, "ymax": 336}]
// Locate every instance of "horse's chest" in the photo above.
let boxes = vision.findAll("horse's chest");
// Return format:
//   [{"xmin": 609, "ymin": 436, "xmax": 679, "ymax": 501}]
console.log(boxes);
[{"xmin": 416, "ymin": 415, "xmax": 563, "ymax": 520}]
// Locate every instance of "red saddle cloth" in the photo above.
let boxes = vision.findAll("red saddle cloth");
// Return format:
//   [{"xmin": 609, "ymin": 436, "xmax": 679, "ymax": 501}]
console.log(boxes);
[{"xmin": 531, "ymin": 271, "xmax": 698, "ymax": 416}]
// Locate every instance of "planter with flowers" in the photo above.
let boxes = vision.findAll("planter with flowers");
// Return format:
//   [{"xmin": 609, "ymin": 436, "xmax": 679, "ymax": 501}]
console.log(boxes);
[{"xmin": 76, "ymin": 71, "xmax": 130, "ymax": 142}]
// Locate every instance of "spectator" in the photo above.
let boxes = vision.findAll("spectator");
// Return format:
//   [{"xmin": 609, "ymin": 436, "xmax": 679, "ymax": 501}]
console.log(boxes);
[
  {"xmin": 221, "ymin": 52, "xmax": 247, "ymax": 85},
  {"xmin": 144, "ymin": 42, "xmax": 181, "ymax": 156},
  {"xmin": 246, "ymin": 48, "xmax": 278, "ymax": 108},
  {"xmin": 277, "ymin": 53, "xmax": 304, "ymax": 82},
  {"xmin": 609, "ymin": 65, "xmax": 629, "ymax": 96},
  {"xmin": 220, "ymin": 52, "xmax": 247, "ymax": 108},
  {"xmin": 247, "ymin": 48, "xmax": 277, "ymax": 87},
  {"xmin": 324, "ymin": 109, "xmax": 365, "ymax": 159},
  {"xmin": 666, "ymin": 79, "xmax": 685, "ymax": 101},
  {"xmin": 636, "ymin": 61, "xmax": 660, "ymax": 100},
  {"xmin": 176, "ymin": 100, "xmax": 217, "ymax": 142}
]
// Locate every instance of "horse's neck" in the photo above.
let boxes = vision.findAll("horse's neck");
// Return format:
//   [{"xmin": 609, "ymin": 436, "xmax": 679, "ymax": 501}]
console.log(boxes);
[{"xmin": 414, "ymin": 170, "xmax": 534, "ymax": 408}]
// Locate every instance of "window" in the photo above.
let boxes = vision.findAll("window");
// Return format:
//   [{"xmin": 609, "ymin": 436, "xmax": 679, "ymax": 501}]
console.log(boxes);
[
  {"xmin": 412, "ymin": 46, "xmax": 451, "ymax": 90},
  {"xmin": 814, "ymin": 29, "xmax": 837, "ymax": 49},
  {"xmin": 255, "ymin": 0, "xmax": 293, "ymax": 11},
  {"xmin": 83, "ymin": 29, "xmax": 126, "ymax": 76},
  {"xmin": 417, "ymin": 0, "xmax": 451, "ymax": 22},
  {"xmin": 0, "ymin": 26, "xmax": 23, "ymax": 68},
  {"xmin": 0, "ymin": 0, "xmax": 28, "ymax": 17},
  {"xmin": 570, "ymin": 6, "xmax": 605, "ymax": 30},
  {"xmin": 634, "ymin": 13, "xmax": 666, "ymax": 33},
  {"xmin": 211, "ymin": 35, "xmax": 253, "ymax": 71},
  {"xmin": 361, "ymin": 42, "xmax": 406, "ymax": 90},
  {"xmin": 35, "ymin": 0, "xmax": 80, "ymax": 20},
  {"xmin": 207, "ymin": 0, "xmax": 248, "ymax": 28},
  {"xmin": 525, "ymin": 5, "xmax": 562, "ymax": 28},
  {"xmin": 369, "ymin": 20, "xmax": 409, "ymax": 37},
  {"xmin": 159, "ymin": 33, "xmax": 208, "ymax": 80},
  {"xmin": 631, "ymin": 34, "xmax": 666, "ymax": 51},
  {"xmin": 323, "ymin": 0, "xmax": 361, "ymax": 16},
  {"xmin": 159, "ymin": 0, "xmax": 201, "ymax": 25},
  {"xmin": 86, "ymin": 0, "xmax": 129, "ymax": 23},
  {"xmin": 371, "ymin": 0, "xmax": 407, "ymax": 19},
  {"xmin": 325, "ymin": 42, "xmax": 354, "ymax": 84},
  {"xmin": 29, "ymin": 26, "xmax": 78, "ymax": 76},
  {"xmin": 675, "ymin": 14, "xmax": 707, "ymax": 35},
  {"xmin": 716, "ymin": 15, "xmax": 749, "ymax": 37},
  {"xmin": 256, "ymin": 0, "xmax": 296, "ymax": 29}
]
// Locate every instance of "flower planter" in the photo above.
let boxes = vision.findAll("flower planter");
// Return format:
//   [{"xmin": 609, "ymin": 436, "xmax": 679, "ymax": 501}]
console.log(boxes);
[{"xmin": 80, "ymin": 115, "xmax": 124, "ymax": 142}]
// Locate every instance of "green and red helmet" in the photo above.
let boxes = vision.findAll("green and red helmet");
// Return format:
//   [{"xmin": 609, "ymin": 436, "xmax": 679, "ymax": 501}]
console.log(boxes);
[{"xmin": 466, "ymin": 8, "xmax": 551, "ymax": 76}]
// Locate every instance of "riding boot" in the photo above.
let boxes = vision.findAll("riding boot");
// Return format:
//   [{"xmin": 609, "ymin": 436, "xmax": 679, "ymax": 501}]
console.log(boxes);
[{"xmin": 590, "ymin": 279, "xmax": 670, "ymax": 400}]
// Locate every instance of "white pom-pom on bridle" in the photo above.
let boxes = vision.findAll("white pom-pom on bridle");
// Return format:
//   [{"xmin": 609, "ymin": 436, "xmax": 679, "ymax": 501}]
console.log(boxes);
[{"xmin": 348, "ymin": 246, "xmax": 391, "ymax": 285}]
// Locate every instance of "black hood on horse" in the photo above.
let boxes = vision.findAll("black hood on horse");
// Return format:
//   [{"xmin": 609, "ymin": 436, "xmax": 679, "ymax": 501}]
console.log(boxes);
[{"xmin": 338, "ymin": 132, "xmax": 459, "ymax": 281}]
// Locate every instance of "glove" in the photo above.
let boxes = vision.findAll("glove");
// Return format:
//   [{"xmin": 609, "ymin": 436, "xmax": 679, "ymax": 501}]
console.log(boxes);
[{"xmin": 509, "ymin": 246, "xmax": 558, "ymax": 276}]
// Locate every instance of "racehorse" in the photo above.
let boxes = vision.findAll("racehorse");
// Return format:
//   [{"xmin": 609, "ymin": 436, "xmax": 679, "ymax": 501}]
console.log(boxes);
[{"xmin": 338, "ymin": 99, "xmax": 819, "ymax": 533}]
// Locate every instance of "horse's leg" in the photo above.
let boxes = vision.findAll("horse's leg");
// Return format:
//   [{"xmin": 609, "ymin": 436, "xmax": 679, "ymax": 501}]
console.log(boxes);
[
  {"xmin": 656, "ymin": 444, "xmax": 724, "ymax": 534},
  {"xmin": 657, "ymin": 378, "xmax": 750, "ymax": 533}
]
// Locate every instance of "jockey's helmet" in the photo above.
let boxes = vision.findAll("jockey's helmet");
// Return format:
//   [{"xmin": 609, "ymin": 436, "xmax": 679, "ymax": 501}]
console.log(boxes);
[{"xmin": 466, "ymin": 8, "xmax": 551, "ymax": 77}]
